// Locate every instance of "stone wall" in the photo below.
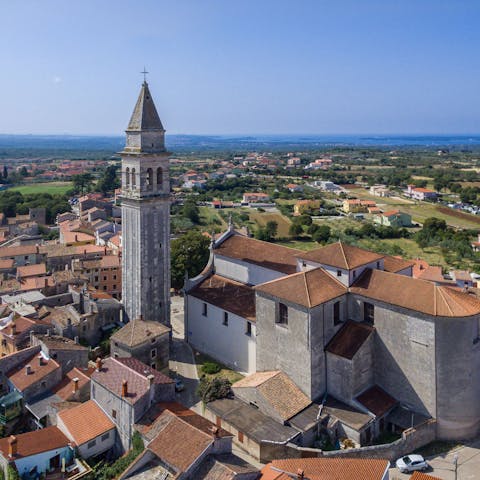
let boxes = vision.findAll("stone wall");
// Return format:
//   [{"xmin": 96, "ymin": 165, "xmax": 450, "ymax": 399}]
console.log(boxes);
[{"xmin": 259, "ymin": 419, "xmax": 437, "ymax": 463}]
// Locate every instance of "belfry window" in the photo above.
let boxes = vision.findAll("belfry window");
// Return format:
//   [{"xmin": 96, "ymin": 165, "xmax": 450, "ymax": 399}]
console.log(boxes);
[
  {"xmin": 125, "ymin": 167, "xmax": 130, "ymax": 186},
  {"xmin": 131, "ymin": 168, "xmax": 136, "ymax": 186},
  {"xmin": 157, "ymin": 168, "xmax": 163, "ymax": 187},
  {"xmin": 146, "ymin": 168, "xmax": 153, "ymax": 189}
]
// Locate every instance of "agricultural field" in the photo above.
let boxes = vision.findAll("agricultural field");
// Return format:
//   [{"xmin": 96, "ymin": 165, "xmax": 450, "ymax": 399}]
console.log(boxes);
[
  {"xmin": 9, "ymin": 181, "xmax": 72, "ymax": 195},
  {"xmin": 248, "ymin": 209, "xmax": 292, "ymax": 237}
]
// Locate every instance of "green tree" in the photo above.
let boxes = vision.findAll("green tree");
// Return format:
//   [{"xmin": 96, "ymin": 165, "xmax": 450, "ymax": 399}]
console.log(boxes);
[
  {"xmin": 182, "ymin": 200, "xmax": 200, "ymax": 224},
  {"xmin": 2, "ymin": 165, "xmax": 7, "ymax": 180},
  {"xmin": 171, "ymin": 230, "xmax": 210, "ymax": 290},
  {"xmin": 72, "ymin": 173, "xmax": 94, "ymax": 194},
  {"xmin": 313, "ymin": 225, "xmax": 331, "ymax": 243},
  {"xmin": 197, "ymin": 376, "xmax": 232, "ymax": 403},
  {"xmin": 96, "ymin": 165, "xmax": 120, "ymax": 194},
  {"xmin": 19, "ymin": 166, "xmax": 28, "ymax": 177},
  {"xmin": 7, "ymin": 466, "xmax": 19, "ymax": 480},
  {"xmin": 265, "ymin": 220, "xmax": 278, "ymax": 239},
  {"xmin": 289, "ymin": 223, "xmax": 303, "ymax": 238}
]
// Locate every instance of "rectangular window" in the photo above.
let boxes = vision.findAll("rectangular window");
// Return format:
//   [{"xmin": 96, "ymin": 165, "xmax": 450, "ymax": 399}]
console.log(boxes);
[
  {"xmin": 87, "ymin": 440, "xmax": 97, "ymax": 449},
  {"xmin": 113, "ymin": 275, "xmax": 117, "ymax": 280},
  {"xmin": 151, "ymin": 348, "xmax": 157, "ymax": 359},
  {"xmin": 364, "ymin": 302, "xmax": 375, "ymax": 324},
  {"xmin": 223, "ymin": 312, "xmax": 228, "ymax": 326},
  {"xmin": 277, "ymin": 303, "xmax": 288, "ymax": 325},
  {"xmin": 202, "ymin": 303, "xmax": 207, "ymax": 316},
  {"xmin": 94, "ymin": 276, "xmax": 99, "ymax": 282},
  {"xmin": 246, "ymin": 321, "xmax": 252, "ymax": 336},
  {"xmin": 333, "ymin": 301, "xmax": 341, "ymax": 325},
  {"xmin": 101, "ymin": 432, "xmax": 109, "ymax": 442},
  {"xmin": 238, "ymin": 431, "xmax": 244, "ymax": 443},
  {"xmin": 112, "ymin": 409, "xmax": 117, "ymax": 419},
  {"xmin": 337, "ymin": 269, "xmax": 342, "ymax": 277},
  {"xmin": 353, "ymin": 270, "xmax": 357, "ymax": 279}
]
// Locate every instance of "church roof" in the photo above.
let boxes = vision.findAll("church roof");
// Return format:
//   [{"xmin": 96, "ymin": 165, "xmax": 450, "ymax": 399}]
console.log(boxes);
[
  {"xmin": 255, "ymin": 268, "xmax": 346, "ymax": 308},
  {"xmin": 127, "ymin": 82, "xmax": 164, "ymax": 131},
  {"xmin": 296, "ymin": 241, "xmax": 384, "ymax": 270}
]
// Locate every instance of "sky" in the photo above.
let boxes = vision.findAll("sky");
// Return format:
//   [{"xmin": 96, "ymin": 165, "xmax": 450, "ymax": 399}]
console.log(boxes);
[{"xmin": 1, "ymin": 0, "xmax": 480, "ymax": 135}]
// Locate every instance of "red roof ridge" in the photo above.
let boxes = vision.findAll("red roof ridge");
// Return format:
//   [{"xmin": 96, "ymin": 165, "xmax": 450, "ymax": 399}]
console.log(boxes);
[{"xmin": 339, "ymin": 241, "xmax": 349, "ymax": 269}]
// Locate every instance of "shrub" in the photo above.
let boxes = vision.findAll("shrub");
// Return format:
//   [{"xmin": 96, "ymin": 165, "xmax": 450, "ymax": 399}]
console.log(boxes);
[
  {"xmin": 202, "ymin": 361, "xmax": 221, "ymax": 375},
  {"xmin": 197, "ymin": 376, "xmax": 232, "ymax": 403}
]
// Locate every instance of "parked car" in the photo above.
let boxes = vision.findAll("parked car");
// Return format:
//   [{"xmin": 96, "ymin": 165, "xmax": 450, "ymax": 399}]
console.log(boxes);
[
  {"xmin": 395, "ymin": 454, "xmax": 428, "ymax": 473},
  {"xmin": 175, "ymin": 378, "xmax": 185, "ymax": 392}
]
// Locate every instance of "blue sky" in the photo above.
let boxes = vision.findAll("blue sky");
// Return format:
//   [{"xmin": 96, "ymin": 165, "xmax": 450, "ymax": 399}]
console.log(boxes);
[{"xmin": 1, "ymin": 0, "xmax": 479, "ymax": 135}]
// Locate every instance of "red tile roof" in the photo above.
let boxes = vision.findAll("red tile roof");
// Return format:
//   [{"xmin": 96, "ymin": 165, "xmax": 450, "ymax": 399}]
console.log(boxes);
[
  {"xmin": 326, "ymin": 321, "xmax": 374, "ymax": 360},
  {"xmin": 116, "ymin": 357, "xmax": 173, "ymax": 385},
  {"xmin": 189, "ymin": 274, "xmax": 256, "ymax": 321},
  {"xmin": 296, "ymin": 242, "xmax": 384, "ymax": 270},
  {"xmin": 261, "ymin": 458, "xmax": 390, "ymax": 480},
  {"xmin": 7, "ymin": 353, "xmax": 60, "ymax": 391},
  {"xmin": 215, "ymin": 234, "xmax": 301, "ymax": 275},
  {"xmin": 52, "ymin": 368, "xmax": 91, "ymax": 401},
  {"xmin": 58, "ymin": 400, "xmax": 115, "ymax": 446},
  {"xmin": 255, "ymin": 268, "xmax": 346, "ymax": 308},
  {"xmin": 0, "ymin": 427, "xmax": 69, "ymax": 460},
  {"xmin": 356, "ymin": 385, "xmax": 398, "ymax": 417},
  {"xmin": 383, "ymin": 255, "xmax": 415, "ymax": 273},
  {"xmin": 351, "ymin": 268, "xmax": 480, "ymax": 317}
]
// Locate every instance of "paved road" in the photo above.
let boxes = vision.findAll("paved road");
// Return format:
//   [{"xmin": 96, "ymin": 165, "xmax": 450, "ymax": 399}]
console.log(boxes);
[{"xmin": 390, "ymin": 440, "xmax": 480, "ymax": 479}]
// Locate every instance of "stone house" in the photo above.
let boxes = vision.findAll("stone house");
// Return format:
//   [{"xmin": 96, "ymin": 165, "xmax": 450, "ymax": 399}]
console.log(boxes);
[
  {"xmin": 110, "ymin": 318, "xmax": 170, "ymax": 371},
  {"xmin": 57, "ymin": 400, "xmax": 116, "ymax": 459},
  {"xmin": 0, "ymin": 427, "xmax": 74, "ymax": 479},
  {"xmin": 91, "ymin": 357, "xmax": 175, "ymax": 452}
]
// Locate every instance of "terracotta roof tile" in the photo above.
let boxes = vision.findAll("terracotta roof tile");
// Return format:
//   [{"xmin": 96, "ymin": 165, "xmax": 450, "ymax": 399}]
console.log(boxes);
[
  {"xmin": 147, "ymin": 412, "xmax": 213, "ymax": 474},
  {"xmin": 261, "ymin": 458, "xmax": 390, "ymax": 480},
  {"xmin": 411, "ymin": 473, "xmax": 443, "ymax": 480},
  {"xmin": 350, "ymin": 268, "xmax": 480, "ymax": 317},
  {"xmin": 233, "ymin": 371, "xmax": 311, "ymax": 421},
  {"xmin": 326, "ymin": 321, "xmax": 374, "ymax": 360},
  {"xmin": 0, "ymin": 245, "xmax": 38, "ymax": 258},
  {"xmin": 58, "ymin": 400, "xmax": 115, "ymax": 446},
  {"xmin": 0, "ymin": 426, "xmax": 69, "ymax": 459},
  {"xmin": 52, "ymin": 368, "xmax": 91, "ymax": 401},
  {"xmin": 255, "ymin": 268, "xmax": 346, "ymax": 308},
  {"xmin": 111, "ymin": 319, "xmax": 170, "ymax": 347},
  {"xmin": 296, "ymin": 242, "xmax": 384, "ymax": 270},
  {"xmin": 189, "ymin": 274, "xmax": 256, "ymax": 321},
  {"xmin": 116, "ymin": 357, "xmax": 173, "ymax": 385},
  {"xmin": 16, "ymin": 263, "xmax": 47, "ymax": 278},
  {"xmin": 215, "ymin": 234, "xmax": 301, "ymax": 275},
  {"xmin": 356, "ymin": 385, "xmax": 398, "ymax": 417},
  {"xmin": 383, "ymin": 255, "xmax": 415, "ymax": 273},
  {"xmin": 7, "ymin": 353, "xmax": 60, "ymax": 392}
]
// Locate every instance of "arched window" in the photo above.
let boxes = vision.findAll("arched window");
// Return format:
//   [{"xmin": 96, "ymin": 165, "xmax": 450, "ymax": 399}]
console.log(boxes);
[
  {"xmin": 146, "ymin": 168, "xmax": 153, "ymax": 190},
  {"xmin": 157, "ymin": 167, "xmax": 163, "ymax": 187},
  {"xmin": 131, "ymin": 168, "xmax": 136, "ymax": 186},
  {"xmin": 125, "ymin": 167, "xmax": 130, "ymax": 187}
]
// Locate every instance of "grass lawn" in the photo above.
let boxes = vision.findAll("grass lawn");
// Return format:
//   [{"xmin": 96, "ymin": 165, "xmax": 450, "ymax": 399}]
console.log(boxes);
[
  {"xmin": 198, "ymin": 206, "xmax": 227, "ymax": 229},
  {"xmin": 249, "ymin": 210, "xmax": 292, "ymax": 237},
  {"xmin": 9, "ymin": 181, "xmax": 72, "ymax": 195},
  {"xmin": 193, "ymin": 350, "xmax": 244, "ymax": 384}
]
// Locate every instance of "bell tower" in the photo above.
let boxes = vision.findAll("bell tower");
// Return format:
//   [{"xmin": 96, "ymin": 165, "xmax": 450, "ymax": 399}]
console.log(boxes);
[{"xmin": 120, "ymin": 80, "xmax": 170, "ymax": 327}]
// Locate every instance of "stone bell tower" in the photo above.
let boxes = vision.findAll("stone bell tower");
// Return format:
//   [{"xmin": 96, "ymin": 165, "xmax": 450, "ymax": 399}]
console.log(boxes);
[{"xmin": 120, "ymin": 80, "xmax": 170, "ymax": 327}]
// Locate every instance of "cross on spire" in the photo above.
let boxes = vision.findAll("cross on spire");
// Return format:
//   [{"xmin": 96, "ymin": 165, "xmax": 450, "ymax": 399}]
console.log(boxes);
[{"xmin": 141, "ymin": 67, "xmax": 149, "ymax": 83}]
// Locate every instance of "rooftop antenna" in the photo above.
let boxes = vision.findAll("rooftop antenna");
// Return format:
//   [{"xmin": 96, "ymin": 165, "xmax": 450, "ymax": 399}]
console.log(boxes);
[{"xmin": 141, "ymin": 67, "xmax": 149, "ymax": 83}]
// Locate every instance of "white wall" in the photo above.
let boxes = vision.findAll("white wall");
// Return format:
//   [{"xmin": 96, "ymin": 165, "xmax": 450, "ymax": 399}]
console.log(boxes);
[
  {"xmin": 214, "ymin": 255, "xmax": 286, "ymax": 286},
  {"xmin": 77, "ymin": 429, "xmax": 116, "ymax": 458},
  {"xmin": 186, "ymin": 296, "xmax": 256, "ymax": 374}
]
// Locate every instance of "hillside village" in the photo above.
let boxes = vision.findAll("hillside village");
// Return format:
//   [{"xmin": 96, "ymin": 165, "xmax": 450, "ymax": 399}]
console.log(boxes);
[{"xmin": 0, "ymin": 84, "xmax": 479, "ymax": 480}]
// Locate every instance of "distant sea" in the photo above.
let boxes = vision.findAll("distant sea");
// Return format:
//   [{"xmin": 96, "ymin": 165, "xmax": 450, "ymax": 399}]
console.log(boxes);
[{"xmin": 1, "ymin": 134, "xmax": 480, "ymax": 154}]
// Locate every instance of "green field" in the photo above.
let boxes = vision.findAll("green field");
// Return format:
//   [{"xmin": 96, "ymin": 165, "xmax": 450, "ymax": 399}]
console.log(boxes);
[{"xmin": 9, "ymin": 182, "xmax": 72, "ymax": 195}]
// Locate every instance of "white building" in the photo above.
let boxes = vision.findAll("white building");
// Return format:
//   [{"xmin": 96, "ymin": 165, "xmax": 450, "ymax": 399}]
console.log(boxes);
[{"xmin": 184, "ymin": 226, "xmax": 301, "ymax": 374}]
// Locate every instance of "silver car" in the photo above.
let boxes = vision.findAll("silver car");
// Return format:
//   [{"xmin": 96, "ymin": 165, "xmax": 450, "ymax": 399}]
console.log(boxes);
[{"xmin": 395, "ymin": 454, "xmax": 429, "ymax": 473}]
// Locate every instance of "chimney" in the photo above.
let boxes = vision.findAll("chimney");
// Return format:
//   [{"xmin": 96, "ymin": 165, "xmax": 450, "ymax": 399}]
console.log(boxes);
[
  {"xmin": 75, "ymin": 234, "xmax": 78, "ymax": 242},
  {"xmin": 121, "ymin": 380, "xmax": 128, "ymax": 397},
  {"xmin": 10, "ymin": 322, "xmax": 16, "ymax": 335},
  {"xmin": 38, "ymin": 355, "xmax": 43, "ymax": 366},
  {"xmin": 72, "ymin": 377, "xmax": 79, "ymax": 393},
  {"xmin": 146, "ymin": 374, "xmax": 155, "ymax": 386},
  {"xmin": 44, "ymin": 278, "xmax": 48, "ymax": 288},
  {"xmin": 46, "ymin": 329, "xmax": 51, "ymax": 337},
  {"xmin": 95, "ymin": 357, "xmax": 102, "ymax": 372},
  {"xmin": 83, "ymin": 249, "xmax": 86, "ymax": 255},
  {"xmin": 74, "ymin": 336, "xmax": 79, "ymax": 344},
  {"xmin": 25, "ymin": 365, "xmax": 31, "ymax": 375},
  {"xmin": 8, "ymin": 436, "xmax": 17, "ymax": 458},
  {"xmin": 210, "ymin": 426, "xmax": 219, "ymax": 438},
  {"xmin": 36, "ymin": 245, "xmax": 39, "ymax": 254},
  {"xmin": 297, "ymin": 469, "xmax": 305, "ymax": 480}
]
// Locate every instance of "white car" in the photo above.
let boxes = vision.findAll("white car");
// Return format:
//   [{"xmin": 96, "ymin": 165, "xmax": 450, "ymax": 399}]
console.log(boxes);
[{"xmin": 395, "ymin": 454, "xmax": 429, "ymax": 473}]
